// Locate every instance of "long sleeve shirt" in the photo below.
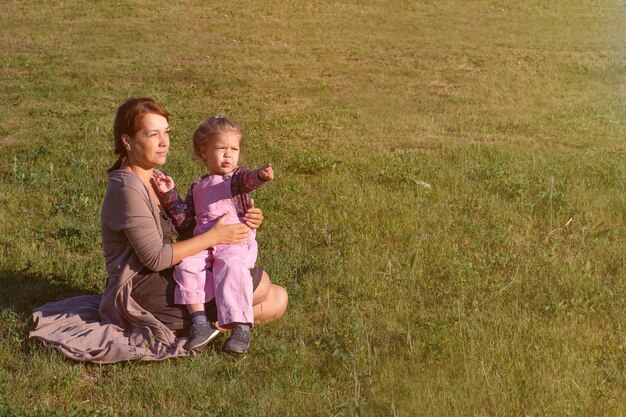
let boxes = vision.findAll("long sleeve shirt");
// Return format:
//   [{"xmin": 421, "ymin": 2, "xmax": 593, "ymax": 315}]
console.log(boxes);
[{"xmin": 161, "ymin": 166, "xmax": 268, "ymax": 231}]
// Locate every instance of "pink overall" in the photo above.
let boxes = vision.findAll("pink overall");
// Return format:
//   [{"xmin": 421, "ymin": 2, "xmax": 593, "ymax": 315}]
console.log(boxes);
[{"xmin": 173, "ymin": 173, "xmax": 258, "ymax": 327}]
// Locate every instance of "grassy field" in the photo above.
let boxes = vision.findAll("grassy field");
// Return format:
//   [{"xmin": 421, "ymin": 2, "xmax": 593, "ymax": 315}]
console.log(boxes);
[{"xmin": 0, "ymin": 0, "xmax": 625, "ymax": 415}]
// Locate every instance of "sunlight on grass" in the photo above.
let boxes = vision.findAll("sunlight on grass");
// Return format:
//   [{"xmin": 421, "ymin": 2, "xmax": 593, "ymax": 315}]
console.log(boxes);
[{"xmin": 0, "ymin": 0, "xmax": 624, "ymax": 415}]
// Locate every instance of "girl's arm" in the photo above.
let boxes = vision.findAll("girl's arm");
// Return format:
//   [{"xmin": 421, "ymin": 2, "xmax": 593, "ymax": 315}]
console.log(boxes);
[
  {"xmin": 230, "ymin": 166, "xmax": 272, "ymax": 222},
  {"xmin": 154, "ymin": 173, "xmax": 196, "ymax": 228},
  {"xmin": 235, "ymin": 164, "xmax": 274, "ymax": 193},
  {"xmin": 161, "ymin": 186, "xmax": 195, "ymax": 228}
]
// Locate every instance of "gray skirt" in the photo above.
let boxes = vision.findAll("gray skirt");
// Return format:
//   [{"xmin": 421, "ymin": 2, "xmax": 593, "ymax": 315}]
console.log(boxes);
[{"xmin": 131, "ymin": 266, "xmax": 263, "ymax": 335}]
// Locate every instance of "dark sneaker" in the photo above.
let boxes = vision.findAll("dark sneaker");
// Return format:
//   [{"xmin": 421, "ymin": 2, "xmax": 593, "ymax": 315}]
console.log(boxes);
[
  {"xmin": 222, "ymin": 325, "xmax": 251, "ymax": 354},
  {"xmin": 187, "ymin": 322, "xmax": 220, "ymax": 351}
]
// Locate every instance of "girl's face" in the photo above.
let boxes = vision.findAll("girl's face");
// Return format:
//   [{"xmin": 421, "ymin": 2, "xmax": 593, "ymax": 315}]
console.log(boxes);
[
  {"xmin": 201, "ymin": 131, "xmax": 241, "ymax": 175},
  {"xmin": 125, "ymin": 113, "xmax": 170, "ymax": 169}
]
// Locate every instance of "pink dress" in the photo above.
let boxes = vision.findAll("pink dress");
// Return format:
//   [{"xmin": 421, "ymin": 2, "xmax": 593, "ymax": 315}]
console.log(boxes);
[{"xmin": 162, "ymin": 167, "xmax": 267, "ymax": 326}]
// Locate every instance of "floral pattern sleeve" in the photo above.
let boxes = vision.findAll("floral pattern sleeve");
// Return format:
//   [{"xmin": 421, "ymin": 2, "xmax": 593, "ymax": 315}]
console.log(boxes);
[
  {"xmin": 230, "ymin": 167, "xmax": 268, "ymax": 217},
  {"xmin": 232, "ymin": 167, "xmax": 267, "ymax": 193},
  {"xmin": 161, "ymin": 185, "xmax": 195, "ymax": 229}
]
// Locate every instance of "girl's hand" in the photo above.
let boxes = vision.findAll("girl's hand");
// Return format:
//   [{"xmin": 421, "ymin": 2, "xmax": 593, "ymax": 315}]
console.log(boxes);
[
  {"xmin": 212, "ymin": 213, "xmax": 250, "ymax": 244},
  {"xmin": 244, "ymin": 199, "xmax": 264, "ymax": 230},
  {"xmin": 154, "ymin": 173, "xmax": 175, "ymax": 193},
  {"xmin": 258, "ymin": 163, "xmax": 274, "ymax": 181}
]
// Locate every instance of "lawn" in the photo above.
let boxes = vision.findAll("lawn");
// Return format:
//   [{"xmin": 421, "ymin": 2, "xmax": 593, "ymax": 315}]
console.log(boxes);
[{"xmin": 0, "ymin": 0, "xmax": 624, "ymax": 415}]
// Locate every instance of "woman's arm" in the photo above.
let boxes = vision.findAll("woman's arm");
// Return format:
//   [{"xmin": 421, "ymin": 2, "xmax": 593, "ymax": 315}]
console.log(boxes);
[
  {"xmin": 170, "ymin": 213, "xmax": 250, "ymax": 265},
  {"xmin": 103, "ymin": 184, "xmax": 174, "ymax": 272},
  {"xmin": 104, "ymin": 180, "xmax": 250, "ymax": 271}
]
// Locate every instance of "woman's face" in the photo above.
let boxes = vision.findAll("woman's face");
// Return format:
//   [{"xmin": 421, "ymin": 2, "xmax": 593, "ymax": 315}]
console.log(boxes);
[
  {"xmin": 201, "ymin": 131, "xmax": 241, "ymax": 175},
  {"xmin": 125, "ymin": 113, "xmax": 170, "ymax": 169}
]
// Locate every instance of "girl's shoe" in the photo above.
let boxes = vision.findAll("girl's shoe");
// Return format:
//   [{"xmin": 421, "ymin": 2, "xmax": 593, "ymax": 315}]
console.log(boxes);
[
  {"xmin": 222, "ymin": 325, "xmax": 251, "ymax": 354},
  {"xmin": 187, "ymin": 322, "xmax": 220, "ymax": 351}
]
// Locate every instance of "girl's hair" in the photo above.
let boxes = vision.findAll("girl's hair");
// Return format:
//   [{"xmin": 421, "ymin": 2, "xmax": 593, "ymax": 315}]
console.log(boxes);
[
  {"xmin": 107, "ymin": 97, "xmax": 170, "ymax": 173},
  {"xmin": 192, "ymin": 116, "xmax": 242, "ymax": 159}
]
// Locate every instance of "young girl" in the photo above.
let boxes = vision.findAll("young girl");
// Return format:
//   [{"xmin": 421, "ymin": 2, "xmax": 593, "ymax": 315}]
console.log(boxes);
[{"xmin": 155, "ymin": 116, "xmax": 273, "ymax": 353}]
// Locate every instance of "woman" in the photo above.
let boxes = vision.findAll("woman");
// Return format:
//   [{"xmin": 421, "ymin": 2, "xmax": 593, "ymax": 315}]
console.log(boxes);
[{"xmin": 30, "ymin": 98, "xmax": 288, "ymax": 363}]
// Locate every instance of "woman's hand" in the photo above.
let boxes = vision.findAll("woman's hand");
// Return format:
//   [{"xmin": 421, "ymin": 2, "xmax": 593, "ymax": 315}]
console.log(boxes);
[
  {"xmin": 212, "ymin": 213, "xmax": 250, "ymax": 244},
  {"xmin": 244, "ymin": 199, "xmax": 264, "ymax": 230},
  {"xmin": 171, "ymin": 213, "xmax": 250, "ymax": 265}
]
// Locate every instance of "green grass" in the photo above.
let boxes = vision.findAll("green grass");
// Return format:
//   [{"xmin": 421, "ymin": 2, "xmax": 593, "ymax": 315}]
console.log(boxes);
[{"xmin": 1, "ymin": 0, "xmax": 625, "ymax": 415}]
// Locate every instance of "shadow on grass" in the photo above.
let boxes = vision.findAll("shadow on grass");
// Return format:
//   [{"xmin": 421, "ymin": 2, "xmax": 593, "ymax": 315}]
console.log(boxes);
[
  {"xmin": 0, "ymin": 269, "xmax": 97, "ymax": 317},
  {"xmin": 0, "ymin": 269, "xmax": 99, "ymax": 359}
]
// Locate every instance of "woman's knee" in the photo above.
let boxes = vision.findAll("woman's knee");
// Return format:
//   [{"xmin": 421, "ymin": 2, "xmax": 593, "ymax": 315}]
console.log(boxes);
[
  {"xmin": 252, "ymin": 271, "xmax": 271, "ymax": 305},
  {"xmin": 270, "ymin": 284, "xmax": 288, "ymax": 319},
  {"xmin": 253, "ymin": 283, "xmax": 288, "ymax": 323}
]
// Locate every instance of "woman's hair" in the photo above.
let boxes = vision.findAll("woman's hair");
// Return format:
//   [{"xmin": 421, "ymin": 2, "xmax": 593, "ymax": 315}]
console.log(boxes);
[
  {"xmin": 107, "ymin": 97, "xmax": 170, "ymax": 173},
  {"xmin": 192, "ymin": 116, "xmax": 242, "ymax": 159}
]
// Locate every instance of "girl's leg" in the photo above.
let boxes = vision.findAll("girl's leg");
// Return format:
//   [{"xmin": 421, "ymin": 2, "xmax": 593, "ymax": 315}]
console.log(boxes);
[
  {"xmin": 212, "ymin": 243, "xmax": 259, "ymax": 354},
  {"xmin": 212, "ymin": 254, "xmax": 254, "ymax": 328},
  {"xmin": 174, "ymin": 250, "xmax": 219, "ymax": 350},
  {"xmin": 189, "ymin": 266, "xmax": 215, "ymax": 316},
  {"xmin": 173, "ymin": 250, "xmax": 211, "ymax": 306},
  {"xmin": 208, "ymin": 271, "xmax": 288, "ymax": 328},
  {"xmin": 187, "ymin": 303, "xmax": 205, "ymax": 314}
]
